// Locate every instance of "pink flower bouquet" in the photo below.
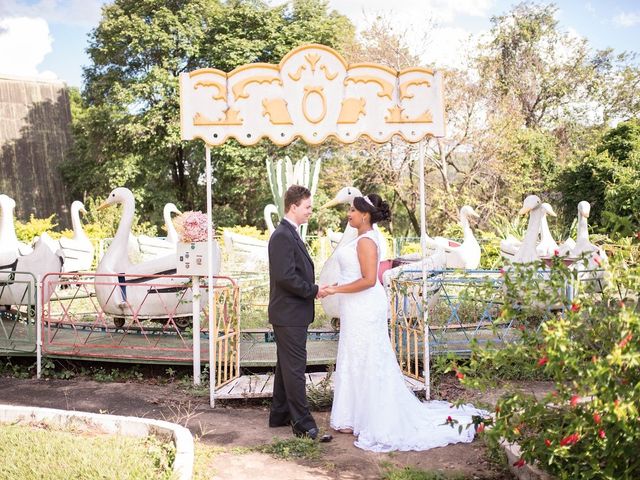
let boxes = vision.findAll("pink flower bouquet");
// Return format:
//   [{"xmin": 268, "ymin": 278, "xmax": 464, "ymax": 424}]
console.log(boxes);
[{"xmin": 175, "ymin": 211, "xmax": 210, "ymax": 243}]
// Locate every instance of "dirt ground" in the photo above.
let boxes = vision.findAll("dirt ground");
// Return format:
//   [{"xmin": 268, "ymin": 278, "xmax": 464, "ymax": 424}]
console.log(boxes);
[{"xmin": 0, "ymin": 375, "xmax": 552, "ymax": 479}]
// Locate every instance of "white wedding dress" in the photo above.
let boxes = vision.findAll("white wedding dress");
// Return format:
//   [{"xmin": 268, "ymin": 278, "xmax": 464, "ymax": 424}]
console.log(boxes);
[{"xmin": 330, "ymin": 230, "xmax": 486, "ymax": 452}]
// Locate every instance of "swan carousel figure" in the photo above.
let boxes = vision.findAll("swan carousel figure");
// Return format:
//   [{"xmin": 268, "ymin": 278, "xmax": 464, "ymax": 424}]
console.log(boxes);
[
  {"xmin": 132, "ymin": 203, "xmax": 181, "ymax": 261},
  {"xmin": 510, "ymin": 195, "xmax": 548, "ymax": 264},
  {"xmin": 500, "ymin": 199, "xmax": 558, "ymax": 262},
  {"xmin": 565, "ymin": 201, "xmax": 608, "ymax": 292},
  {"xmin": 95, "ymin": 187, "xmax": 221, "ymax": 328},
  {"xmin": 381, "ymin": 205, "xmax": 481, "ymax": 299},
  {"xmin": 0, "ymin": 194, "xmax": 63, "ymax": 308},
  {"xmin": 57, "ymin": 201, "xmax": 94, "ymax": 272}
]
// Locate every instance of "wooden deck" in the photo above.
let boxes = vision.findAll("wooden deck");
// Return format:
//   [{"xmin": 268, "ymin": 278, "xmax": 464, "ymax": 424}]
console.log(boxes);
[{"xmin": 214, "ymin": 371, "xmax": 426, "ymax": 399}]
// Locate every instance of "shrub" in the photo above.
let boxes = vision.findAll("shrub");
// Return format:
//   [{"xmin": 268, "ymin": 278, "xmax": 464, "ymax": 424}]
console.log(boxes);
[
  {"xmin": 461, "ymin": 256, "xmax": 640, "ymax": 479},
  {"xmin": 15, "ymin": 214, "xmax": 61, "ymax": 242}
]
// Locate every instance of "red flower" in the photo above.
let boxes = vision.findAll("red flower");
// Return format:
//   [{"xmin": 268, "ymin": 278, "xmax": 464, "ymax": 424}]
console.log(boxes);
[
  {"xmin": 614, "ymin": 399, "xmax": 620, "ymax": 407},
  {"xmin": 477, "ymin": 422, "xmax": 485, "ymax": 433},
  {"xmin": 593, "ymin": 412, "xmax": 602, "ymax": 424},
  {"xmin": 455, "ymin": 371, "xmax": 465, "ymax": 380},
  {"xmin": 636, "ymin": 231, "xmax": 640, "ymax": 240},
  {"xmin": 537, "ymin": 356, "xmax": 548, "ymax": 367},
  {"xmin": 570, "ymin": 395, "xmax": 580, "ymax": 407},
  {"xmin": 560, "ymin": 433, "xmax": 580, "ymax": 446},
  {"xmin": 554, "ymin": 249, "xmax": 560, "ymax": 256},
  {"xmin": 513, "ymin": 458, "xmax": 526, "ymax": 468},
  {"xmin": 518, "ymin": 325, "xmax": 526, "ymax": 331},
  {"xmin": 499, "ymin": 268, "xmax": 505, "ymax": 276},
  {"xmin": 593, "ymin": 254, "xmax": 602, "ymax": 266},
  {"xmin": 495, "ymin": 406, "xmax": 501, "ymax": 413},
  {"xmin": 598, "ymin": 429, "xmax": 606, "ymax": 439},
  {"xmin": 619, "ymin": 333, "xmax": 633, "ymax": 349},
  {"xmin": 570, "ymin": 302, "xmax": 581, "ymax": 312},
  {"xmin": 544, "ymin": 439, "xmax": 552, "ymax": 447},
  {"xmin": 446, "ymin": 416, "xmax": 453, "ymax": 424}
]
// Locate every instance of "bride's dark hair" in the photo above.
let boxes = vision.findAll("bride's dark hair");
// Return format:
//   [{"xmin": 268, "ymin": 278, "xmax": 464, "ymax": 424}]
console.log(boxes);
[{"xmin": 353, "ymin": 193, "xmax": 391, "ymax": 223}]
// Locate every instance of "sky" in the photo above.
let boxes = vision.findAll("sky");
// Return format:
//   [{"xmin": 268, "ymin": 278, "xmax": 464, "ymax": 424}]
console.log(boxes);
[{"xmin": 0, "ymin": 0, "xmax": 639, "ymax": 88}]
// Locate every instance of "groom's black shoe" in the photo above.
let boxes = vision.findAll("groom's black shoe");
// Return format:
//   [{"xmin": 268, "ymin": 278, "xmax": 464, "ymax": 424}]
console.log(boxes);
[{"xmin": 292, "ymin": 424, "xmax": 319, "ymax": 440}]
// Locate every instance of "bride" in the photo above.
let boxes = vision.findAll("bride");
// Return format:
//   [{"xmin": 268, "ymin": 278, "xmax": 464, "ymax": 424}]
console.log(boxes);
[{"xmin": 324, "ymin": 194, "xmax": 486, "ymax": 452}]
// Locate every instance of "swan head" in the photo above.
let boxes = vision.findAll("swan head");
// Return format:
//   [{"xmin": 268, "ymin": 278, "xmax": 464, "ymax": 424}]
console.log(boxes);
[
  {"xmin": 71, "ymin": 200, "xmax": 87, "ymax": 216},
  {"xmin": 164, "ymin": 203, "xmax": 181, "ymax": 216},
  {"xmin": 578, "ymin": 201, "xmax": 591, "ymax": 218},
  {"xmin": 519, "ymin": 195, "xmax": 542, "ymax": 215},
  {"xmin": 541, "ymin": 202, "xmax": 557, "ymax": 217},
  {"xmin": 98, "ymin": 187, "xmax": 134, "ymax": 210},
  {"xmin": 0, "ymin": 194, "xmax": 16, "ymax": 213},
  {"xmin": 321, "ymin": 186, "xmax": 363, "ymax": 209},
  {"xmin": 460, "ymin": 205, "xmax": 479, "ymax": 220}
]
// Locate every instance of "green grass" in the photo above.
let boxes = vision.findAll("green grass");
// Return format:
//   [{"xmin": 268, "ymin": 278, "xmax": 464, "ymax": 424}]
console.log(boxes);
[
  {"xmin": 255, "ymin": 436, "xmax": 322, "ymax": 460},
  {"xmin": 380, "ymin": 463, "xmax": 469, "ymax": 480},
  {"xmin": 0, "ymin": 422, "xmax": 175, "ymax": 479}
]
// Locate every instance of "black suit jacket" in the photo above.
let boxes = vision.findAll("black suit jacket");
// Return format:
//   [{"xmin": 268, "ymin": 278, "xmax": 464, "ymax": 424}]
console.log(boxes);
[{"xmin": 268, "ymin": 219, "xmax": 318, "ymax": 327}]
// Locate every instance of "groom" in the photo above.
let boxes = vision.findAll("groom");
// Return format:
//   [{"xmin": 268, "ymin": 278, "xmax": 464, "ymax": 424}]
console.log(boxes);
[{"xmin": 268, "ymin": 185, "xmax": 326, "ymax": 440}]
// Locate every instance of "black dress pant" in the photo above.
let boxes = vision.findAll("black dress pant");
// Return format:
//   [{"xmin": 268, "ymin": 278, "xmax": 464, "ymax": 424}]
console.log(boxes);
[{"xmin": 270, "ymin": 325, "xmax": 317, "ymax": 432}]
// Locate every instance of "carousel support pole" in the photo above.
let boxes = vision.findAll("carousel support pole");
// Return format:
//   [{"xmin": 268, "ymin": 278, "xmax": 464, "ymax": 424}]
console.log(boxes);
[
  {"xmin": 418, "ymin": 140, "xmax": 431, "ymax": 400},
  {"xmin": 192, "ymin": 275, "xmax": 201, "ymax": 385},
  {"xmin": 36, "ymin": 275, "xmax": 42, "ymax": 379},
  {"xmin": 206, "ymin": 146, "xmax": 216, "ymax": 407}
]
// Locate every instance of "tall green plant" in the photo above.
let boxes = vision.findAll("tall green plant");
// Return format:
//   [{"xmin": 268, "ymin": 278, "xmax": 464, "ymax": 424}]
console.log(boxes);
[{"xmin": 266, "ymin": 155, "xmax": 321, "ymax": 239}]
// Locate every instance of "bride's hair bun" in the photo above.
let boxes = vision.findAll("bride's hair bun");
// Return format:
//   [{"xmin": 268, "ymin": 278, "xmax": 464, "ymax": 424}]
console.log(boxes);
[{"xmin": 366, "ymin": 193, "xmax": 391, "ymax": 223}]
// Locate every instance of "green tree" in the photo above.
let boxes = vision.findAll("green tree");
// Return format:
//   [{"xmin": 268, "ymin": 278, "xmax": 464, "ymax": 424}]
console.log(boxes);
[
  {"xmin": 557, "ymin": 119, "xmax": 640, "ymax": 236},
  {"xmin": 62, "ymin": 0, "xmax": 354, "ymax": 227},
  {"xmin": 478, "ymin": 2, "xmax": 597, "ymax": 129}
]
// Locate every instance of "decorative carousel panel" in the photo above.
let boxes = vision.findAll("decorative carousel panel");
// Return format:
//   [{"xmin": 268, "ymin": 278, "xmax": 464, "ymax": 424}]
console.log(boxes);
[{"xmin": 180, "ymin": 44, "xmax": 445, "ymax": 146}]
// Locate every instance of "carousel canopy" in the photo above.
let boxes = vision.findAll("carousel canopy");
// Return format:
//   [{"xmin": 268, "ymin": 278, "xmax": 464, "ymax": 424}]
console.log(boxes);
[{"xmin": 179, "ymin": 44, "xmax": 444, "ymax": 147}]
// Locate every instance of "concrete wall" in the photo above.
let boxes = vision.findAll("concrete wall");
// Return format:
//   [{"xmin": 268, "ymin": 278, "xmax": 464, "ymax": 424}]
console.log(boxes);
[{"xmin": 0, "ymin": 75, "xmax": 71, "ymax": 228}]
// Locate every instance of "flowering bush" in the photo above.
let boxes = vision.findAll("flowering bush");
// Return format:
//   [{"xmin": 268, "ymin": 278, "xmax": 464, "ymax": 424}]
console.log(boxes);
[
  {"xmin": 174, "ymin": 211, "xmax": 209, "ymax": 243},
  {"xmin": 460, "ymin": 255, "xmax": 640, "ymax": 479}
]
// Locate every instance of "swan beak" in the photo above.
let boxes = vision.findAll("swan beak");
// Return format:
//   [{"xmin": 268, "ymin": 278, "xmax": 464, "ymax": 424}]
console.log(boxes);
[
  {"xmin": 80, "ymin": 208, "xmax": 88, "ymax": 215},
  {"xmin": 97, "ymin": 201, "xmax": 110, "ymax": 211},
  {"xmin": 547, "ymin": 207, "xmax": 557, "ymax": 217},
  {"xmin": 321, "ymin": 198, "xmax": 340, "ymax": 209},
  {"xmin": 518, "ymin": 206, "xmax": 530, "ymax": 215},
  {"xmin": 469, "ymin": 209, "xmax": 480, "ymax": 218}
]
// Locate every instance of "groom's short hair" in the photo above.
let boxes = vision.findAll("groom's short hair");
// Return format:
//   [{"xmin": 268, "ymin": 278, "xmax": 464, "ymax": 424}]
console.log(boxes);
[{"xmin": 284, "ymin": 185, "xmax": 311, "ymax": 212}]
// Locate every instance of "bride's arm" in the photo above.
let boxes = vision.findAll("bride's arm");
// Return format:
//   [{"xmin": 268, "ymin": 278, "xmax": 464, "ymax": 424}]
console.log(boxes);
[{"xmin": 326, "ymin": 237, "xmax": 378, "ymax": 294}]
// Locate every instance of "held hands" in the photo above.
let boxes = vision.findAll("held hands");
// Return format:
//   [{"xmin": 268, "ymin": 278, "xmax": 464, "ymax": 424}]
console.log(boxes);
[{"xmin": 316, "ymin": 284, "xmax": 338, "ymax": 298}]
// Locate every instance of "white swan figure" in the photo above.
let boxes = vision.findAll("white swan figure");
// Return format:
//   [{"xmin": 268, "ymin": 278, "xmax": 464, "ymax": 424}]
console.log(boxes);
[
  {"xmin": 428, "ymin": 205, "xmax": 481, "ymax": 269},
  {"xmin": 0, "ymin": 194, "xmax": 19, "ymax": 269},
  {"xmin": 0, "ymin": 194, "xmax": 63, "ymax": 306},
  {"xmin": 570, "ymin": 201, "xmax": 600, "ymax": 258},
  {"xmin": 536, "ymin": 203, "xmax": 559, "ymax": 257},
  {"xmin": 134, "ymin": 203, "xmax": 181, "ymax": 261},
  {"xmin": 319, "ymin": 186, "xmax": 389, "ymax": 318},
  {"xmin": 512, "ymin": 195, "xmax": 546, "ymax": 264},
  {"xmin": 58, "ymin": 201, "xmax": 94, "ymax": 272},
  {"xmin": 264, "ymin": 204, "xmax": 279, "ymax": 235},
  {"xmin": 381, "ymin": 205, "xmax": 480, "ymax": 295},
  {"xmin": 95, "ymin": 188, "xmax": 220, "ymax": 324},
  {"xmin": 501, "ymin": 201, "xmax": 557, "ymax": 261}
]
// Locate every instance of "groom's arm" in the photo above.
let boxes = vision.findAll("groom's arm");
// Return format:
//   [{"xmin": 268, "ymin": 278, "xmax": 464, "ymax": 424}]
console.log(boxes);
[{"xmin": 269, "ymin": 230, "xmax": 319, "ymax": 300}]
